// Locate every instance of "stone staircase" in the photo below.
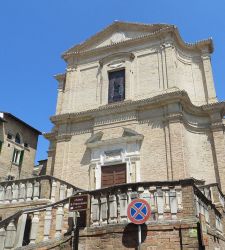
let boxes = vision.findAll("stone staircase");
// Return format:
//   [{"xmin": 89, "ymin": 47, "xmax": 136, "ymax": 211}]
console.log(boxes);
[{"xmin": 0, "ymin": 178, "xmax": 224, "ymax": 249}]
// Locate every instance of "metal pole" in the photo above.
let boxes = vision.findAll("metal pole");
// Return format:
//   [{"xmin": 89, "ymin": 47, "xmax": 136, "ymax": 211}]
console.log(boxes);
[{"xmin": 138, "ymin": 224, "xmax": 141, "ymax": 250}]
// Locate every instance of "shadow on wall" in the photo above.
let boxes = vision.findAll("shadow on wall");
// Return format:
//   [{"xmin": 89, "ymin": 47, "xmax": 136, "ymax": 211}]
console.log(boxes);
[
  {"xmin": 122, "ymin": 223, "xmax": 147, "ymax": 248},
  {"xmin": 80, "ymin": 148, "xmax": 91, "ymax": 166}
]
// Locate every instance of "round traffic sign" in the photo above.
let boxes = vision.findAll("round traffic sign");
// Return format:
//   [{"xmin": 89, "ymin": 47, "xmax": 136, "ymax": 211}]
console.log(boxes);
[{"xmin": 127, "ymin": 198, "xmax": 151, "ymax": 224}]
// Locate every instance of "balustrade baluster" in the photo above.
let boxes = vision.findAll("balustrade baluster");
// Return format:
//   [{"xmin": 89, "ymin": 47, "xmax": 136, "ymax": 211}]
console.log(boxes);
[
  {"xmin": 55, "ymin": 205, "xmax": 64, "ymax": 238},
  {"xmin": 149, "ymin": 187, "xmax": 156, "ymax": 213},
  {"xmin": 14, "ymin": 213, "xmax": 27, "ymax": 247},
  {"xmin": 12, "ymin": 184, "xmax": 18, "ymax": 203},
  {"xmin": 19, "ymin": 183, "xmax": 26, "ymax": 202},
  {"xmin": 30, "ymin": 212, "xmax": 39, "ymax": 244},
  {"xmin": 33, "ymin": 181, "xmax": 40, "ymax": 200},
  {"xmin": 0, "ymin": 186, "xmax": 5, "ymax": 204},
  {"xmin": 5, "ymin": 185, "xmax": 12, "ymax": 204},
  {"xmin": 26, "ymin": 182, "xmax": 33, "ymax": 201},
  {"xmin": 44, "ymin": 207, "xmax": 52, "ymax": 241},
  {"xmin": 162, "ymin": 186, "xmax": 170, "ymax": 211},
  {"xmin": 4, "ymin": 220, "xmax": 16, "ymax": 249},
  {"xmin": 0, "ymin": 227, "xmax": 6, "ymax": 250},
  {"xmin": 109, "ymin": 194, "xmax": 117, "ymax": 224},
  {"xmin": 91, "ymin": 196, "xmax": 100, "ymax": 226},
  {"xmin": 118, "ymin": 192, "xmax": 128, "ymax": 223},
  {"xmin": 59, "ymin": 184, "xmax": 66, "ymax": 200},
  {"xmin": 175, "ymin": 186, "xmax": 183, "ymax": 210},
  {"xmin": 100, "ymin": 195, "xmax": 108, "ymax": 225},
  {"xmin": 51, "ymin": 181, "xmax": 57, "ymax": 202},
  {"xmin": 156, "ymin": 188, "xmax": 164, "ymax": 220},
  {"xmin": 169, "ymin": 189, "xmax": 177, "ymax": 219}
]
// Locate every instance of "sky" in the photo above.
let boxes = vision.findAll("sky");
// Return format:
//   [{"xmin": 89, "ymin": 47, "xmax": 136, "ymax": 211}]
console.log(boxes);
[{"xmin": 0, "ymin": 1, "xmax": 224, "ymax": 163}]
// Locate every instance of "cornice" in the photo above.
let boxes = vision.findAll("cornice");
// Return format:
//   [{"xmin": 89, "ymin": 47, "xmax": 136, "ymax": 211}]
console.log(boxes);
[
  {"xmin": 54, "ymin": 73, "xmax": 66, "ymax": 82},
  {"xmin": 62, "ymin": 25, "xmax": 213, "ymax": 60},
  {"xmin": 50, "ymin": 90, "xmax": 225, "ymax": 125}
]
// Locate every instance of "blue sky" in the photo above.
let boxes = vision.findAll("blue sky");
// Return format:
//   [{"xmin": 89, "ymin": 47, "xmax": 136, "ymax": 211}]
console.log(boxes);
[{"xmin": 0, "ymin": 1, "xmax": 224, "ymax": 163}]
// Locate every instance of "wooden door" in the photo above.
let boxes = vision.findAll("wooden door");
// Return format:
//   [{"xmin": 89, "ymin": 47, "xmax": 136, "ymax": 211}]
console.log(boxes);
[{"xmin": 101, "ymin": 164, "xmax": 126, "ymax": 188}]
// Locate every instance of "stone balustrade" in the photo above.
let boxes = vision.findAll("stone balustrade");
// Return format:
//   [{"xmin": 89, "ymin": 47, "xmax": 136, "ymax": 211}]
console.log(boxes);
[
  {"xmin": 0, "ymin": 175, "xmax": 80, "ymax": 205},
  {"xmin": 0, "ymin": 179, "xmax": 223, "ymax": 249},
  {"xmin": 90, "ymin": 182, "xmax": 183, "ymax": 226}
]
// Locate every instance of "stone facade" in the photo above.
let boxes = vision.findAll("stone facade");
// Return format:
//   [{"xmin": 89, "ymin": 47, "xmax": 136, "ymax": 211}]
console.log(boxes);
[
  {"xmin": 0, "ymin": 112, "xmax": 41, "ymax": 181},
  {"xmin": 45, "ymin": 21, "xmax": 225, "ymax": 193}
]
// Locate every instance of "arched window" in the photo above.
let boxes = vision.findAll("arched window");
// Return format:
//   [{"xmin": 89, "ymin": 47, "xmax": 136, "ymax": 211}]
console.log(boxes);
[{"xmin": 15, "ymin": 133, "xmax": 21, "ymax": 144}]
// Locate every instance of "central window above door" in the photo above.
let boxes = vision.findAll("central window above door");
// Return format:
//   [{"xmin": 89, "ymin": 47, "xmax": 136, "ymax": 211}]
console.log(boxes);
[
  {"xmin": 108, "ymin": 69, "xmax": 125, "ymax": 103},
  {"xmin": 101, "ymin": 163, "xmax": 126, "ymax": 188}
]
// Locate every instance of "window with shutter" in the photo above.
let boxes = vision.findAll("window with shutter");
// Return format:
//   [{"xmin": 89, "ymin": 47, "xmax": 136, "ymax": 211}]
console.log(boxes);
[{"xmin": 108, "ymin": 69, "xmax": 125, "ymax": 103}]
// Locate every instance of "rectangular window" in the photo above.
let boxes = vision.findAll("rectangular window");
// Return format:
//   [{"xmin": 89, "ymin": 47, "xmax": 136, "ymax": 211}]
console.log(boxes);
[
  {"xmin": 108, "ymin": 69, "xmax": 125, "ymax": 103},
  {"xmin": 12, "ymin": 149, "xmax": 24, "ymax": 165}
]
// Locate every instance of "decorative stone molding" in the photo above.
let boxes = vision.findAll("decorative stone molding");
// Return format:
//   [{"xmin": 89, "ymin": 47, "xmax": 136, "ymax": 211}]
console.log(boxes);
[{"xmin": 99, "ymin": 52, "xmax": 135, "ymax": 67}]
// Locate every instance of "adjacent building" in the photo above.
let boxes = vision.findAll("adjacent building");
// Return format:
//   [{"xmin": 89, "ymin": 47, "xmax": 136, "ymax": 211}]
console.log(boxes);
[{"xmin": 0, "ymin": 112, "xmax": 41, "ymax": 180}]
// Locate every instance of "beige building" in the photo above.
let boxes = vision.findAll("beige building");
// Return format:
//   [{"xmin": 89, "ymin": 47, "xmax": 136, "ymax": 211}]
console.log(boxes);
[
  {"xmin": 0, "ymin": 112, "xmax": 41, "ymax": 180},
  {"xmin": 45, "ymin": 21, "xmax": 225, "ymax": 192}
]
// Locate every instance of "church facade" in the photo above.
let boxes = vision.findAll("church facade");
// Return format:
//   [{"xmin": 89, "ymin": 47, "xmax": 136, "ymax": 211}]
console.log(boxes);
[
  {"xmin": 1, "ymin": 21, "xmax": 225, "ymax": 250},
  {"xmin": 45, "ymin": 21, "xmax": 225, "ymax": 193}
]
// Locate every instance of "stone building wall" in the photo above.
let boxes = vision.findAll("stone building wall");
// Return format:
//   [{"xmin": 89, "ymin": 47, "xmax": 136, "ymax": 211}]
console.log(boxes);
[
  {"xmin": 0, "ymin": 113, "xmax": 40, "ymax": 180},
  {"xmin": 45, "ymin": 22, "xmax": 225, "ymax": 192}
]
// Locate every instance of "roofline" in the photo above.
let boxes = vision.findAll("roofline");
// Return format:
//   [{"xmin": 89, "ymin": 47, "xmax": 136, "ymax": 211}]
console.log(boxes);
[
  {"xmin": 62, "ymin": 21, "xmax": 213, "ymax": 60},
  {"xmin": 1, "ymin": 112, "xmax": 42, "ymax": 135}
]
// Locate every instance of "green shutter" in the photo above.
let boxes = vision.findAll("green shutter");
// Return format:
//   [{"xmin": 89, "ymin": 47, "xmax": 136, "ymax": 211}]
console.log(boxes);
[{"xmin": 19, "ymin": 150, "xmax": 24, "ymax": 166}]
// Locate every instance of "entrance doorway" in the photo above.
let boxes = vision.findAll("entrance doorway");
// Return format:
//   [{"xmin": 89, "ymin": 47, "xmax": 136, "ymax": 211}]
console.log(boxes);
[{"xmin": 101, "ymin": 163, "xmax": 126, "ymax": 188}]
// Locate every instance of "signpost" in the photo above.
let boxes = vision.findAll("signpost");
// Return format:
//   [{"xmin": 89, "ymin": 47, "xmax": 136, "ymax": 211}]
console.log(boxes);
[
  {"xmin": 69, "ymin": 194, "xmax": 90, "ymax": 250},
  {"xmin": 127, "ymin": 198, "xmax": 151, "ymax": 250},
  {"xmin": 69, "ymin": 194, "xmax": 89, "ymax": 212}
]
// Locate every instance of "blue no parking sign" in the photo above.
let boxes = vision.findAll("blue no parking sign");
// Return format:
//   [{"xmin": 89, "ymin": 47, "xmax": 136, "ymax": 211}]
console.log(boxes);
[{"xmin": 127, "ymin": 198, "xmax": 151, "ymax": 224}]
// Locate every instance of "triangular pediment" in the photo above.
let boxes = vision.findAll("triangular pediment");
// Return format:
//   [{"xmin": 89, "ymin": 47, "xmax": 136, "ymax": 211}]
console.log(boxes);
[{"xmin": 63, "ymin": 21, "xmax": 172, "ymax": 56}]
